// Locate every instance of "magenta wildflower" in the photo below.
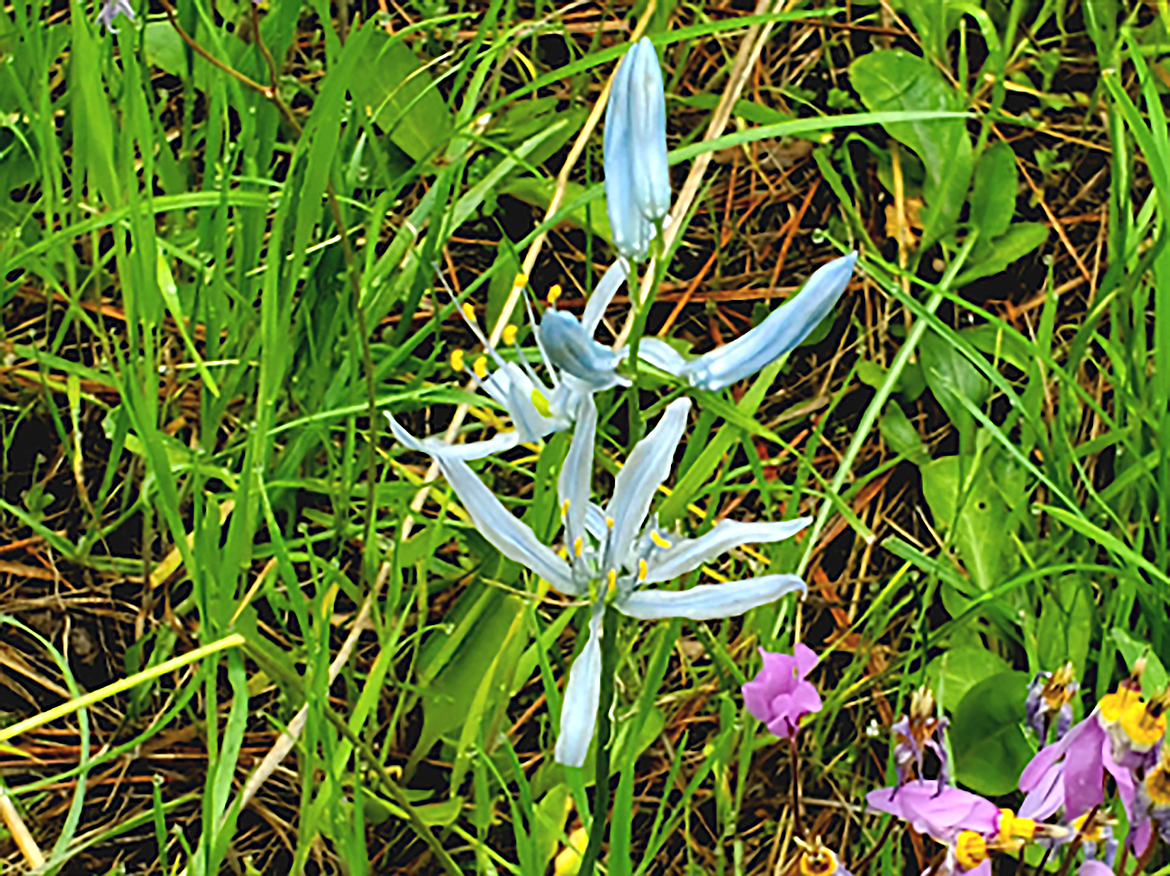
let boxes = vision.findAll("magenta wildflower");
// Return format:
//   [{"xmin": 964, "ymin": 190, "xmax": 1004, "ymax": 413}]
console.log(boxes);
[
  {"xmin": 1018, "ymin": 683, "xmax": 1166, "ymax": 855},
  {"xmin": 741, "ymin": 643, "xmax": 822, "ymax": 739}
]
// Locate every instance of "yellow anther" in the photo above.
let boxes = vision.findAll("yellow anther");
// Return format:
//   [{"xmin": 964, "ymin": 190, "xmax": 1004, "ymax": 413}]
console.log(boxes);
[
  {"xmin": 513, "ymin": 272, "xmax": 529, "ymax": 288},
  {"xmin": 503, "ymin": 324, "xmax": 518, "ymax": 345},
  {"xmin": 997, "ymin": 809, "xmax": 1036, "ymax": 843},
  {"xmin": 462, "ymin": 303, "xmax": 476, "ymax": 321},
  {"xmin": 638, "ymin": 559, "xmax": 648, "ymax": 581},
  {"xmin": 561, "ymin": 498, "xmax": 571, "ymax": 516},
  {"xmin": 606, "ymin": 568, "xmax": 617, "ymax": 596},
  {"xmin": 605, "ymin": 516, "xmax": 615, "ymax": 529},
  {"xmin": 1071, "ymin": 812, "xmax": 1108, "ymax": 842},
  {"xmin": 650, "ymin": 531, "xmax": 672, "ymax": 549},
  {"xmin": 473, "ymin": 355, "xmax": 488, "ymax": 379},
  {"xmin": 954, "ymin": 831, "xmax": 988, "ymax": 870},
  {"xmin": 531, "ymin": 388, "xmax": 552, "ymax": 418},
  {"xmin": 573, "ymin": 537, "xmax": 584, "ymax": 558},
  {"xmin": 547, "ymin": 283, "xmax": 563, "ymax": 306},
  {"xmin": 559, "ymin": 547, "xmax": 569, "ymax": 560},
  {"xmin": 450, "ymin": 349, "xmax": 465, "ymax": 372}
]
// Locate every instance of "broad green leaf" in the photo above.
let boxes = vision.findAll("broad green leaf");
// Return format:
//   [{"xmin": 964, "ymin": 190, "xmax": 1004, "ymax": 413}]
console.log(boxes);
[
  {"xmin": 350, "ymin": 32, "xmax": 453, "ymax": 162},
  {"xmin": 926, "ymin": 646, "xmax": 1010, "ymax": 713},
  {"xmin": 849, "ymin": 49, "xmax": 972, "ymax": 241},
  {"xmin": 144, "ymin": 22, "xmax": 186, "ymax": 78},
  {"xmin": 879, "ymin": 402, "xmax": 929, "ymax": 466},
  {"xmin": 412, "ymin": 587, "xmax": 528, "ymax": 781},
  {"xmin": 951, "ymin": 671, "xmax": 1033, "ymax": 795},
  {"xmin": 969, "ymin": 141, "xmax": 1017, "ymax": 240},
  {"xmin": 920, "ymin": 328, "xmax": 990, "ymax": 453},
  {"xmin": 957, "ymin": 222, "xmax": 1050, "ymax": 286},
  {"xmin": 920, "ymin": 455, "xmax": 1014, "ymax": 592}
]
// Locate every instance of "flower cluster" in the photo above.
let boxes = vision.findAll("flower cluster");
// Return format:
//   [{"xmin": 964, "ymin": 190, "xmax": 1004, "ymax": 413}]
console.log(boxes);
[{"xmin": 390, "ymin": 38, "xmax": 859, "ymax": 770}]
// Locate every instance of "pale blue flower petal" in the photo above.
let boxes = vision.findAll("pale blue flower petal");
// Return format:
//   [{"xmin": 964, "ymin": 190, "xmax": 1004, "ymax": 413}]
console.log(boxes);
[
  {"xmin": 634, "ymin": 337, "xmax": 688, "ymax": 375},
  {"xmin": 555, "ymin": 604, "xmax": 605, "ymax": 767},
  {"xmin": 433, "ymin": 455, "xmax": 579, "ymax": 595},
  {"xmin": 582, "ymin": 258, "xmax": 630, "ymax": 337},
  {"xmin": 643, "ymin": 517, "xmax": 812, "ymax": 584},
  {"xmin": 558, "ymin": 394, "xmax": 597, "ymax": 544},
  {"xmin": 617, "ymin": 574, "xmax": 806, "ymax": 620},
  {"xmin": 386, "ymin": 413, "xmax": 521, "ymax": 461},
  {"xmin": 628, "ymin": 38, "xmax": 670, "ymax": 222},
  {"xmin": 605, "ymin": 397, "xmax": 690, "ymax": 571},
  {"xmin": 604, "ymin": 45, "xmax": 652, "ymax": 261},
  {"xmin": 679, "ymin": 252, "xmax": 858, "ymax": 391},
  {"xmin": 539, "ymin": 310, "xmax": 628, "ymax": 391}
]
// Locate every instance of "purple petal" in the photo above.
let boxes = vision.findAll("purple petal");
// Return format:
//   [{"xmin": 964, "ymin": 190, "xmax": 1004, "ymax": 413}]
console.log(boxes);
[
  {"xmin": 1063, "ymin": 721, "xmax": 1106, "ymax": 817},
  {"xmin": 1077, "ymin": 863, "xmax": 1113, "ymax": 876},
  {"xmin": 867, "ymin": 780, "xmax": 997, "ymax": 840},
  {"xmin": 1017, "ymin": 758, "xmax": 1064, "ymax": 821},
  {"xmin": 793, "ymin": 642, "xmax": 818, "ymax": 678},
  {"xmin": 1019, "ymin": 715, "xmax": 1090, "ymax": 791}
]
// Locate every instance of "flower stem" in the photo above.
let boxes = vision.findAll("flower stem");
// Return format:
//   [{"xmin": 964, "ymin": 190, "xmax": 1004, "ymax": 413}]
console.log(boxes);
[
  {"xmin": 788, "ymin": 735, "xmax": 804, "ymax": 840},
  {"xmin": 577, "ymin": 611, "xmax": 620, "ymax": 876}
]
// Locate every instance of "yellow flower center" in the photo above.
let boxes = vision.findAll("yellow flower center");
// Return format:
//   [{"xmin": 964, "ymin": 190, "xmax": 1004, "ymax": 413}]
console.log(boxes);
[
  {"xmin": 954, "ymin": 832, "xmax": 987, "ymax": 871},
  {"xmin": 1119, "ymin": 699, "xmax": 1166, "ymax": 748},
  {"xmin": 1099, "ymin": 687, "xmax": 1143, "ymax": 724},
  {"xmin": 798, "ymin": 849, "xmax": 838, "ymax": 876},
  {"xmin": 1147, "ymin": 764, "xmax": 1170, "ymax": 806},
  {"xmin": 997, "ymin": 809, "xmax": 1036, "ymax": 843}
]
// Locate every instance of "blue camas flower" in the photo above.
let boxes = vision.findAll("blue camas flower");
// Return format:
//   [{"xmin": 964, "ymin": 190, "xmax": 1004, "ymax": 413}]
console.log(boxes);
[
  {"xmin": 388, "ymin": 261, "xmax": 631, "ymax": 459},
  {"xmin": 605, "ymin": 38, "xmax": 670, "ymax": 262},
  {"xmin": 426, "ymin": 396, "xmax": 809, "ymax": 766}
]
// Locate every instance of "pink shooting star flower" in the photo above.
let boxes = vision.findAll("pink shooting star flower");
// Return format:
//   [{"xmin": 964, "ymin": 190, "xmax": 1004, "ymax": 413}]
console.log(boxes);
[{"xmin": 741, "ymin": 643, "xmax": 822, "ymax": 739}]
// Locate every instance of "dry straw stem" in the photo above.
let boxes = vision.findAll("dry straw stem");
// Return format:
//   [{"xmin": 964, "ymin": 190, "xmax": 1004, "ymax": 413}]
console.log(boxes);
[{"xmin": 0, "ymin": 634, "xmax": 246, "ymax": 746}]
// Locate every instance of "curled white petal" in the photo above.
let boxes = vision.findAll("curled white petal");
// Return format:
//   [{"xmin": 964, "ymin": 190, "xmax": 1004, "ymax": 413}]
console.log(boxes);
[
  {"xmin": 617, "ymin": 574, "xmax": 807, "ymax": 621},
  {"xmin": 605, "ymin": 398, "xmax": 690, "ymax": 571},
  {"xmin": 555, "ymin": 604, "xmax": 605, "ymax": 767},
  {"xmin": 643, "ymin": 517, "xmax": 812, "ymax": 584},
  {"xmin": 433, "ymin": 455, "xmax": 579, "ymax": 595},
  {"xmin": 680, "ymin": 252, "xmax": 858, "ymax": 391}
]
